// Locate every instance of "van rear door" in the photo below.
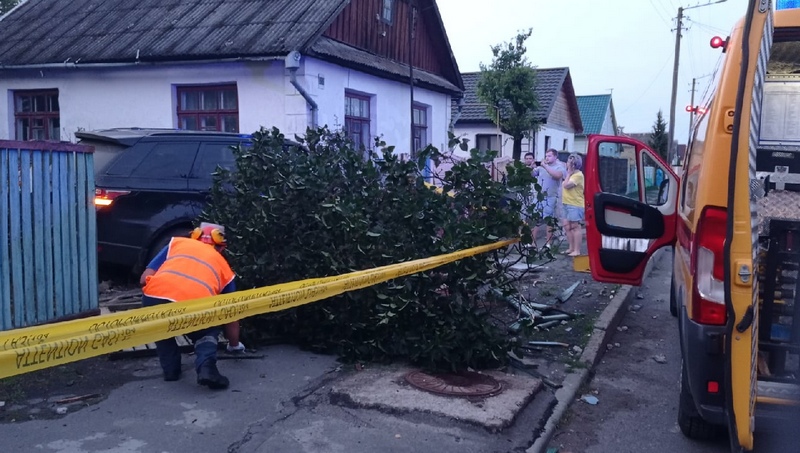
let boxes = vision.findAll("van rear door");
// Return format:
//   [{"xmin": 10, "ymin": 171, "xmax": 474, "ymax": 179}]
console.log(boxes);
[{"xmin": 584, "ymin": 134, "xmax": 680, "ymax": 286}]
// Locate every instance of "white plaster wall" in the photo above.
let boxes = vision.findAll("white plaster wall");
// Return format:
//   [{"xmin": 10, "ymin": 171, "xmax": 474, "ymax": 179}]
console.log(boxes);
[
  {"xmin": 600, "ymin": 106, "xmax": 615, "ymax": 135},
  {"xmin": 298, "ymin": 58, "xmax": 452, "ymax": 155},
  {"xmin": 533, "ymin": 125, "xmax": 575, "ymax": 158},
  {"xmin": 0, "ymin": 56, "xmax": 453, "ymax": 150},
  {"xmin": 451, "ymin": 123, "xmax": 508, "ymax": 157},
  {"xmin": 0, "ymin": 61, "xmax": 291, "ymax": 141},
  {"xmin": 574, "ymin": 137, "xmax": 588, "ymax": 154}
]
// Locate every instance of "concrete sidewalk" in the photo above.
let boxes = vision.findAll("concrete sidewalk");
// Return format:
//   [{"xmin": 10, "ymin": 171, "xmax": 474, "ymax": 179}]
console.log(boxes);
[{"xmin": 0, "ymin": 251, "xmax": 667, "ymax": 453}]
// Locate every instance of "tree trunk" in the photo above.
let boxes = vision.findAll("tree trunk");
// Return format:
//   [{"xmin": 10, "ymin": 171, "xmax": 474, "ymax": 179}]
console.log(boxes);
[{"xmin": 512, "ymin": 137, "xmax": 523, "ymax": 161}]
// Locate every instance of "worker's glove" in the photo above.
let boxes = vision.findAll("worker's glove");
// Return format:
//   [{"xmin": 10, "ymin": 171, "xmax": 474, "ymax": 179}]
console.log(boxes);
[{"xmin": 226, "ymin": 342, "xmax": 246, "ymax": 353}]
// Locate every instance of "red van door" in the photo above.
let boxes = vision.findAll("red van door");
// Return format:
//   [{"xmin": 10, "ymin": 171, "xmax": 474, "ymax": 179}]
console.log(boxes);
[{"xmin": 583, "ymin": 134, "xmax": 680, "ymax": 285}]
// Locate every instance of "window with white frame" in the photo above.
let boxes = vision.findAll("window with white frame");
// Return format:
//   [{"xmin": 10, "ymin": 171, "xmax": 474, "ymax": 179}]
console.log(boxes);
[
  {"xmin": 177, "ymin": 84, "xmax": 239, "ymax": 132},
  {"xmin": 381, "ymin": 0, "xmax": 394, "ymax": 24},
  {"xmin": 412, "ymin": 103, "xmax": 428, "ymax": 152},
  {"xmin": 345, "ymin": 92, "xmax": 371, "ymax": 150},
  {"xmin": 476, "ymin": 134, "xmax": 500, "ymax": 152},
  {"xmin": 14, "ymin": 90, "xmax": 60, "ymax": 141}
]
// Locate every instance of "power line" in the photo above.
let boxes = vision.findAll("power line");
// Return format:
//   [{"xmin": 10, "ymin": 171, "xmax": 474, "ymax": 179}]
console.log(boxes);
[
  {"xmin": 617, "ymin": 54, "xmax": 673, "ymax": 116},
  {"xmin": 685, "ymin": 18, "xmax": 729, "ymax": 35},
  {"xmin": 649, "ymin": 0, "xmax": 672, "ymax": 26}
]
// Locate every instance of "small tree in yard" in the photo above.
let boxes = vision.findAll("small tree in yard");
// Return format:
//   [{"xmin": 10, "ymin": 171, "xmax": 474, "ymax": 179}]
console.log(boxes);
[
  {"xmin": 648, "ymin": 110, "xmax": 669, "ymax": 162},
  {"xmin": 477, "ymin": 29, "xmax": 540, "ymax": 162},
  {"xmin": 201, "ymin": 127, "xmax": 545, "ymax": 372}
]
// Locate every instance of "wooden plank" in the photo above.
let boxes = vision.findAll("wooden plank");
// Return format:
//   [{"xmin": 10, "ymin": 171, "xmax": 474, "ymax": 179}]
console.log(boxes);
[
  {"xmin": 42, "ymin": 151, "xmax": 55, "ymax": 321},
  {"xmin": 32, "ymin": 150, "xmax": 47, "ymax": 323},
  {"xmin": 65, "ymin": 153, "xmax": 78, "ymax": 316},
  {"xmin": 20, "ymin": 150, "xmax": 34, "ymax": 326},
  {"xmin": 84, "ymin": 153, "xmax": 99, "ymax": 311},
  {"xmin": 0, "ymin": 148, "xmax": 10, "ymax": 330},
  {"xmin": 75, "ymin": 153, "xmax": 90, "ymax": 313},
  {"xmin": 8, "ymin": 149, "xmax": 24, "ymax": 328},
  {"xmin": 56, "ymin": 154, "xmax": 70, "ymax": 318}
]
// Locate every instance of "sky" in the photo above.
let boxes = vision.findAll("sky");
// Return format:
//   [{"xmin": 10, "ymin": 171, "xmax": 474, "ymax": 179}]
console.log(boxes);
[{"xmin": 436, "ymin": 0, "xmax": 749, "ymax": 142}]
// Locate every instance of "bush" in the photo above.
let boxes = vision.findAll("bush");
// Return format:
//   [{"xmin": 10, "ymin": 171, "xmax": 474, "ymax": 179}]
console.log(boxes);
[{"xmin": 202, "ymin": 126, "xmax": 543, "ymax": 371}]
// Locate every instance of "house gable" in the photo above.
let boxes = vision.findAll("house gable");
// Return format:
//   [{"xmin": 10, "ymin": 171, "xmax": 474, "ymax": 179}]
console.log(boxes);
[
  {"xmin": 322, "ymin": 0, "xmax": 462, "ymax": 92},
  {"xmin": 576, "ymin": 94, "xmax": 617, "ymax": 136},
  {"xmin": 455, "ymin": 67, "xmax": 582, "ymax": 133}
]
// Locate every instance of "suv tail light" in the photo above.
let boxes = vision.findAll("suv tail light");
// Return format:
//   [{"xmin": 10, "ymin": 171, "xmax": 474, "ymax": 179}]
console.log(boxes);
[
  {"xmin": 95, "ymin": 189, "xmax": 130, "ymax": 209},
  {"xmin": 691, "ymin": 206, "xmax": 727, "ymax": 325}
]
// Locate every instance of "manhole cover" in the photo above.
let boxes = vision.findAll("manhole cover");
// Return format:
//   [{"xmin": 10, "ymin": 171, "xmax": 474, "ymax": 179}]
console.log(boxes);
[{"xmin": 404, "ymin": 370, "xmax": 503, "ymax": 397}]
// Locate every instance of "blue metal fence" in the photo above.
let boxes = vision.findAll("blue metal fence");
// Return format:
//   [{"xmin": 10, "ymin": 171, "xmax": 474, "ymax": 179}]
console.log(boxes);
[{"xmin": 0, "ymin": 140, "xmax": 97, "ymax": 330}]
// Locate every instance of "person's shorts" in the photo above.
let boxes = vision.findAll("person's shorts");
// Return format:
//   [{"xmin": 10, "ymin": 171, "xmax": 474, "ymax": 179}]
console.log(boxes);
[
  {"xmin": 534, "ymin": 196, "xmax": 557, "ymax": 221},
  {"xmin": 563, "ymin": 204, "xmax": 585, "ymax": 222}
]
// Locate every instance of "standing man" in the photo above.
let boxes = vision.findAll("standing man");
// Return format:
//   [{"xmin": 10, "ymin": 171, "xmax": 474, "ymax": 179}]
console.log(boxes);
[
  {"xmin": 139, "ymin": 222, "xmax": 238, "ymax": 390},
  {"xmin": 531, "ymin": 148, "xmax": 566, "ymax": 249}
]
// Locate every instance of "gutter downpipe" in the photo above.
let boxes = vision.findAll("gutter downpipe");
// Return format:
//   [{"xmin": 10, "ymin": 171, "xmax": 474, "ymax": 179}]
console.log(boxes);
[
  {"xmin": 448, "ymin": 96, "xmax": 466, "ymax": 151},
  {"xmin": 286, "ymin": 52, "xmax": 318, "ymax": 129}
]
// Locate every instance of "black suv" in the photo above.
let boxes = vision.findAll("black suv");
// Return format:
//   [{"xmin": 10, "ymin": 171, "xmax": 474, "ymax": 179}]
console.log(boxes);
[{"xmin": 78, "ymin": 128, "xmax": 253, "ymax": 273}]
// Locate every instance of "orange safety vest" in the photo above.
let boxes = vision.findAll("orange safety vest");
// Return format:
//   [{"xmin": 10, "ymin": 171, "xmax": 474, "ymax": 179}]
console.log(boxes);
[{"xmin": 143, "ymin": 237, "xmax": 235, "ymax": 302}]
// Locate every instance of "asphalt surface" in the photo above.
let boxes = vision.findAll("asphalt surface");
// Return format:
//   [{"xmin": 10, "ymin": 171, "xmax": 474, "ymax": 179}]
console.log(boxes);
[{"xmin": 548, "ymin": 250, "xmax": 730, "ymax": 453}]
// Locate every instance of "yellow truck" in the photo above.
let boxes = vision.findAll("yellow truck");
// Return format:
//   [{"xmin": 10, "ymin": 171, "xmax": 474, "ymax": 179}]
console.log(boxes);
[{"xmin": 583, "ymin": 1, "xmax": 800, "ymax": 450}]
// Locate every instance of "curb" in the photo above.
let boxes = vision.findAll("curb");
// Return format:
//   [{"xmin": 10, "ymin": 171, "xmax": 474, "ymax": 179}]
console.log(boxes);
[{"xmin": 526, "ymin": 248, "xmax": 667, "ymax": 453}]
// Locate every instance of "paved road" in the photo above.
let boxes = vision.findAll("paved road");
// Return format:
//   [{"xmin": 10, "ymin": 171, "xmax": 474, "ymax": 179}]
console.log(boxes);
[{"xmin": 548, "ymin": 251, "xmax": 730, "ymax": 453}]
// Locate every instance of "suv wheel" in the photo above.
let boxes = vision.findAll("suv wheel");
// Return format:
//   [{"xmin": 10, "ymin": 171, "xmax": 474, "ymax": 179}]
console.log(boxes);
[
  {"xmin": 678, "ymin": 360, "xmax": 720, "ymax": 440},
  {"xmin": 143, "ymin": 226, "xmax": 192, "ymax": 269}
]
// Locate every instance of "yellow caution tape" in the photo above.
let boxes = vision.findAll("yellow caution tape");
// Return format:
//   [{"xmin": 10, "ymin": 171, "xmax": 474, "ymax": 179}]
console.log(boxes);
[{"xmin": 0, "ymin": 238, "xmax": 516, "ymax": 379}]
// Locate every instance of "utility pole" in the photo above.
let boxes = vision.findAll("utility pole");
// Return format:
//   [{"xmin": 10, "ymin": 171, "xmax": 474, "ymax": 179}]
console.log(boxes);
[
  {"xmin": 408, "ymin": 0, "xmax": 417, "ymax": 159},
  {"xmin": 667, "ymin": 0, "xmax": 728, "ymax": 165},
  {"xmin": 667, "ymin": 6, "xmax": 684, "ymax": 166},
  {"xmin": 687, "ymin": 77, "xmax": 696, "ymax": 147}
]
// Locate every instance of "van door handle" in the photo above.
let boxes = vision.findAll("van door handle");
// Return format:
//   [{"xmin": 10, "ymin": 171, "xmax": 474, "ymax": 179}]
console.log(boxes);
[{"xmin": 736, "ymin": 305, "xmax": 754, "ymax": 333}]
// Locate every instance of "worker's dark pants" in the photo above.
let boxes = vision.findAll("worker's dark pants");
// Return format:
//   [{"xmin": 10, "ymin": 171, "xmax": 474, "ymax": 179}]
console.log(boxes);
[{"xmin": 141, "ymin": 295, "xmax": 221, "ymax": 376}]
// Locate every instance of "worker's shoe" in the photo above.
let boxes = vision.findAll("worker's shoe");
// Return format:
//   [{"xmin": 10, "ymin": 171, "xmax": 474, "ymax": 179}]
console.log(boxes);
[
  {"xmin": 226, "ymin": 342, "xmax": 246, "ymax": 353},
  {"xmin": 197, "ymin": 362, "xmax": 229, "ymax": 390}
]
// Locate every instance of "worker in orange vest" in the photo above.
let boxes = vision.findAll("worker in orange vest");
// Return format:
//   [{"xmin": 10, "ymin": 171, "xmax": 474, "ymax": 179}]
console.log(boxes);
[{"xmin": 139, "ymin": 222, "xmax": 240, "ymax": 389}]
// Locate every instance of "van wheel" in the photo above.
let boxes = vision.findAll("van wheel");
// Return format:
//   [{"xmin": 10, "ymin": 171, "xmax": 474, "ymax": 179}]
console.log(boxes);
[
  {"xmin": 670, "ymin": 279, "xmax": 678, "ymax": 318},
  {"xmin": 678, "ymin": 361, "xmax": 720, "ymax": 440}
]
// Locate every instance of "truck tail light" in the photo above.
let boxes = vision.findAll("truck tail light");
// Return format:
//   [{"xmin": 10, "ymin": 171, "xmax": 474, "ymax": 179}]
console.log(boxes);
[
  {"xmin": 691, "ymin": 206, "xmax": 727, "ymax": 325},
  {"xmin": 94, "ymin": 189, "xmax": 130, "ymax": 209}
]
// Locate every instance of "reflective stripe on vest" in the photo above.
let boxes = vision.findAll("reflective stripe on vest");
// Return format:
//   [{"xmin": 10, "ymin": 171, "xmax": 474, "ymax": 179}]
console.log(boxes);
[{"xmin": 143, "ymin": 237, "xmax": 235, "ymax": 302}]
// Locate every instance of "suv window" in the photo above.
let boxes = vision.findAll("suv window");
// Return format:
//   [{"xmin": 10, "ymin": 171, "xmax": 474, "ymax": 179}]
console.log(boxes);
[
  {"xmin": 131, "ymin": 142, "xmax": 199, "ymax": 179},
  {"xmin": 191, "ymin": 142, "xmax": 238, "ymax": 179}
]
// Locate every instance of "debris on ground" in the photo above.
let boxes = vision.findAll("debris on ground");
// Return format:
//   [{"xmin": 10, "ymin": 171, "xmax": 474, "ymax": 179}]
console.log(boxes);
[
  {"xmin": 54, "ymin": 394, "xmax": 101, "ymax": 405},
  {"xmin": 556, "ymin": 281, "xmax": 581, "ymax": 304},
  {"xmin": 528, "ymin": 341, "xmax": 569, "ymax": 348},
  {"xmin": 580, "ymin": 394, "xmax": 599, "ymax": 405},
  {"xmin": 653, "ymin": 354, "xmax": 667, "ymax": 364}
]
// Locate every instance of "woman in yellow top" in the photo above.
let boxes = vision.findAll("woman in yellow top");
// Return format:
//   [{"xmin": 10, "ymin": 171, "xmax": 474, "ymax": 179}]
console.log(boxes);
[{"xmin": 561, "ymin": 154, "xmax": 585, "ymax": 257}]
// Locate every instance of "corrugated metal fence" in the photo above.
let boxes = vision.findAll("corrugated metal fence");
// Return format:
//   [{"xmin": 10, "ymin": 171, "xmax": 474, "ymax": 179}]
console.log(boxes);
[{"xmin": 0, "ymin": 140, "xmax": 98, "ymax": 330}]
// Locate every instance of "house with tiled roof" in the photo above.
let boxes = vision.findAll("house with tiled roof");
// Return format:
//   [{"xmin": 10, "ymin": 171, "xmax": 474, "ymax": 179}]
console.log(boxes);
[
  {"xmin": 574, "ymin": 94, "xmax": 618, "ymax": 155},
  {"xmin": 0, "ymin": 0, "xmax": 463, "ymax": 154},
  {"xmin": 450, "ymin": 67, "xmax": 582, "ymax": 161}
]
